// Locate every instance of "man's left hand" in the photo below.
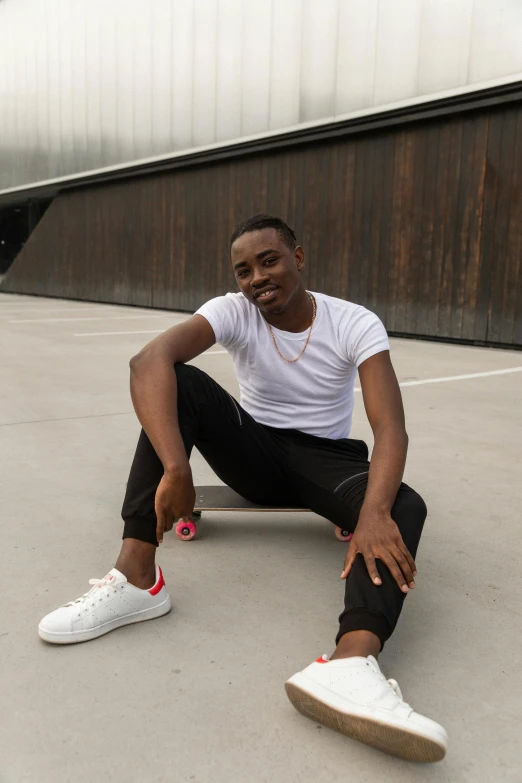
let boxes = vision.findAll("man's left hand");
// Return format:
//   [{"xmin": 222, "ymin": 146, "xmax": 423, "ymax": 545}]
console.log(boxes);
[{"xmin": 340, "ymin": 508, "xmax": 417, "ymax": 593}]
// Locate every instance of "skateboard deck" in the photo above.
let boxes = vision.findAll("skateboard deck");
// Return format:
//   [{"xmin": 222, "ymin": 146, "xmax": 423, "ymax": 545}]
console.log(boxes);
[
  {"xmin": 174, "ymin": 485, "xmax": 352, "ymax": 543},
  {"xmin": 193, "ymin": 485, "xmax": 308, "ymax": 513}
]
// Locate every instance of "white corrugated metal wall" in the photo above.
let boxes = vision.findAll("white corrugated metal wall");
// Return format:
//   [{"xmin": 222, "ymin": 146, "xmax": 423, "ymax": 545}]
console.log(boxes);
[{"xmin": 1, "ymin": 0, "xmax": 522, "ymax": 192}]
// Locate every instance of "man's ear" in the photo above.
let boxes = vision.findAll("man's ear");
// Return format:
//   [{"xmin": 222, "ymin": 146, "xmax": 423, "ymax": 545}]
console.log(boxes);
[{"xmin": 295, "ymin": 246, "xmax": 305, "ymax": 272}]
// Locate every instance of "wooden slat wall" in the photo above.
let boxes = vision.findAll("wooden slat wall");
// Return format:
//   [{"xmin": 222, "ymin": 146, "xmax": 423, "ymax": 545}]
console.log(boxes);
[{"xmin": 3, "ymin": 103, "xmax": 521, "ymax": 346}]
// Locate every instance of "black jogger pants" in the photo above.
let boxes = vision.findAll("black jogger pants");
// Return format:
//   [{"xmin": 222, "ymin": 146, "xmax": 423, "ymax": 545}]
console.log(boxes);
[{"xmin": 122, "ymin": 363, "xmax": 427, "ymax": 648}]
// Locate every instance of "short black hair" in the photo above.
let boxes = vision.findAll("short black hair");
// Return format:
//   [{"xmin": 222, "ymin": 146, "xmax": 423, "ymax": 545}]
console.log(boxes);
[{"xmin": 230, "ymin": 214, "xmax": 297, "ymax": 250}]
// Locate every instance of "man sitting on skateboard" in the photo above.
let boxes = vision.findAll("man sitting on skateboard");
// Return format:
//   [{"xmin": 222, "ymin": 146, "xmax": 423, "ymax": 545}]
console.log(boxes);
[{"xmin": 39, "ymin": 214, "xmax": 448, "ymax": 762}]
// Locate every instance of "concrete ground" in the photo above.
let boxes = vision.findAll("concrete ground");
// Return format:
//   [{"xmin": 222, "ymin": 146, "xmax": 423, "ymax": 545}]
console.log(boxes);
[{"xmin": 1, "ymin": 292, "xmax": 521, "ymax": 783}]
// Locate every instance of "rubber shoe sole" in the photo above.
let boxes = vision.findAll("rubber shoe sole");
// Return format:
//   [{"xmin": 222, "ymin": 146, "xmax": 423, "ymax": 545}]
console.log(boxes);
[
  {"xmin": 38, "ymin": 594, "xmax": 171, "ymax": 644},
  {"xmin": 285, "ymin": 674, "xmax": 447, "ymax": 763}
]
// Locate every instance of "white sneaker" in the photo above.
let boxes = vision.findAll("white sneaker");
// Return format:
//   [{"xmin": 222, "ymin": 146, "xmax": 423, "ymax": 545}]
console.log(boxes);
[
  {"xmin": 285, "ymin": 655, "xmax": 448, "ymax": 762},
  {"xmin": 38, "ymin": 566, "xmax": 171, "ymax": 644}
]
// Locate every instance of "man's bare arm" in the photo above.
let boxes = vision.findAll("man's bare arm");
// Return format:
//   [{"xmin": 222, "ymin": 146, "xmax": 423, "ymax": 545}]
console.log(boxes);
[
  {"xmin": 129, "ymin": 314, "xmax": 216, "ymax": 541},
  {"xmin": 358, "ymin": 350, "xmax": 408, "ymax": 514},
  {"xmin": 129, "ymin": 314, "xmax": 215, "ymax": 470},
  {"xmin": 341, "ymin": 351, "xmax": 417, "ymax": 593}
]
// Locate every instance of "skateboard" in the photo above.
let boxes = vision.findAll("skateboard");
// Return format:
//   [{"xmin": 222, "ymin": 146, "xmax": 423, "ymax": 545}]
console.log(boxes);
[{"xmin": 175, "ymin": 485, "xmax": 353, "ymax": 543}]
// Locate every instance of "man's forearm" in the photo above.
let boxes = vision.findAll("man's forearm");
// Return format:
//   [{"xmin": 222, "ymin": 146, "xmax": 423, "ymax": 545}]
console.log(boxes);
[
  {"xmin": 129, "ymin": 356, "xmax": 190, "ymax": 474},
  {"xmin": 361, "ymin": 424, "xmax": 408, "ymax": 514}
]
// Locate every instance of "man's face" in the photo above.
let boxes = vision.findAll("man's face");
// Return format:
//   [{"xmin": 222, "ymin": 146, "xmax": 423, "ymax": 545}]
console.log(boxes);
[{"xmin": 231, "ymin": 228, "xmax": 305, "ymax": 315}]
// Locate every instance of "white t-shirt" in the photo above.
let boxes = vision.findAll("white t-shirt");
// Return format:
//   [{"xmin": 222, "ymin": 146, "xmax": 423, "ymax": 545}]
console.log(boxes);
[{"xmin": 196, "ymin": 291, "xmax": 389, "ymax": 439}]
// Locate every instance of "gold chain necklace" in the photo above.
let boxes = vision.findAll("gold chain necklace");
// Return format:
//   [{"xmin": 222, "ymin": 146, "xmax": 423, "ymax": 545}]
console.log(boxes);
[{"xmin": 267, "ymin": 292, "xmax": 316, "ymax": 363}]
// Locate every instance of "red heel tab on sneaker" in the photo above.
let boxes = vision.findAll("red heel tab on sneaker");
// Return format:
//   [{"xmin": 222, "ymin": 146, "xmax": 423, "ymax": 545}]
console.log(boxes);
[
  {"xmin": 149, "ymin": 566, "xmax": 165, "ymax": 596},
  {"xmin": 315, "ymin": 656, "xmax": 329, "ymax": 664}
]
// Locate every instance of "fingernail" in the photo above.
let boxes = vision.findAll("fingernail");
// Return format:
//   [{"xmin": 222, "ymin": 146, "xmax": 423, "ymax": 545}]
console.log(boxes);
[
  {"xmin": 374, "ymin": 578, "xmax": 382, "ymax": 585},
  {"xmin": 402, "ymin": 585, "xmax": 409, "ymax": 592},
  {"xmin": 410, "ymin": 581, "xmax": 416, "ymax": 588}
]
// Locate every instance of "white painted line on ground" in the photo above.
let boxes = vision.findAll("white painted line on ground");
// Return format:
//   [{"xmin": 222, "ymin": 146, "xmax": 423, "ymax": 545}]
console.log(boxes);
[
  {"xmin": 75, "ymin": 329, "xmax": 166, "ymax": 337},
  {"xmin": 73, "ymin": 328, "xmax": 229, "ymax": 355},
  {"xmin": 74, "ymin": 322, "xmax": 187, "ymax": 336},
  {"xmin": 11, "ymin": 314, "xmax": 177, "ymax": 324},
  {"xmin": 0, "ymin": 300, "xmax": 171, "ymax": 313},
  {"xmin": 354, "ymin": 365, "xmax": 522, "ymax": 392},
  {"xmin": 398, "ymin": 366, "xmax": 522, "ymax": 386},
  {"xmin": 1, "ymin": 307, "xmax": 133, "ymax": 315}
]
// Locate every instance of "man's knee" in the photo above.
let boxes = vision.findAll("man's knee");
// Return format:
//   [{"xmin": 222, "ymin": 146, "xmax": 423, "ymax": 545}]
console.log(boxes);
[
  {"xmin": 174, "ymin": 362, "xmax": 224, "ymax": 416},
  {"xmin": 408, "ymin": 490, "xmax": 428, "ymax": 524},
  {"xmin": 173, "ymin": 363, "xmax": 203, "ymax": 413},
  {"xmin": 174, "ymin": 362, "xmax": 198, "ymax": 382},
  {"xmin": 392, "ymin": 488, "xmax": 427, "ymax": 552},
  {"xmin": 174, "ymin": 362, "xmax": 209, "ymax": 393}
]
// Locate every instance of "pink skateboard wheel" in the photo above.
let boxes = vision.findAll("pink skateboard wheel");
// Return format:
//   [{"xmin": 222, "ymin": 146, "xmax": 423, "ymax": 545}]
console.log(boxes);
[
  {"xmin": 175, "ymin": 519, "xmax": 197, "ymax": 541},
  {"xmin": 334, "ymin": 527, "xmax": 352, "ymax": 542}
]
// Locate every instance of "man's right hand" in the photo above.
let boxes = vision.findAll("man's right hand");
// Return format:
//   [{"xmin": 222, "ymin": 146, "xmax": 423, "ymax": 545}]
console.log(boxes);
[{"xmin": 155, "ymin": 468, "xmax": 196, "ymax": 543}]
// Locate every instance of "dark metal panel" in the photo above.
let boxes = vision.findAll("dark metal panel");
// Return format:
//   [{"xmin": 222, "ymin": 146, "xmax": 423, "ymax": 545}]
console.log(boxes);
[
  {"xmin": 507, "ymin": 111, "xmax": 522, "ymax": 346},
  {"xmin": 485, "ymin": 111, "xmax": 513, "ymax": 344},
  {"xmin": 384, "ymin": 130, "xmax": 407, "ymax": 332},
  {"xmin": 373, "ymin": 133, "xmax": 395, "ymax": 326},
  {"xmin": 485, "ymin": 108, "xmax": 522, "ymax": 344},
  {"xmin": 477, "ymin": 113, "xmax": 504, "ymax": 343},
  {"xmin": 356, "ymin": 137, "xmax": 374, "ymax": 311},
  {"xmin": 460, "ymin": 117, "xmax": 489, "ymax": 341},
  {"xmin": 436, "ymin": 120, "xmax": 463, "ymax": 339},
  {"xmin": 396, "ymin": 129, "xmax": 418, "ymax": 335},
  {"xmin": 447, "ymin": 115, "xmax": 489, "ymax": 341},
  {"xmin": 412, "ymin": 121, "xmax": 437, "ymax": 336}
]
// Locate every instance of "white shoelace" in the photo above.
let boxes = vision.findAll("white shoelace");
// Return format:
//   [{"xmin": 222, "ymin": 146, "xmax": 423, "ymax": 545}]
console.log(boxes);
[
  {"xmin": 63, "ymin": 576, "xmax": 119, "ymax": 607},
  {"xmin": 374, "ymin": 667, "xmax": 410, "ymax": 708},
  {"xmin": 387, "ymin": 678, "xmax": 404, "ymax": 701}
]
